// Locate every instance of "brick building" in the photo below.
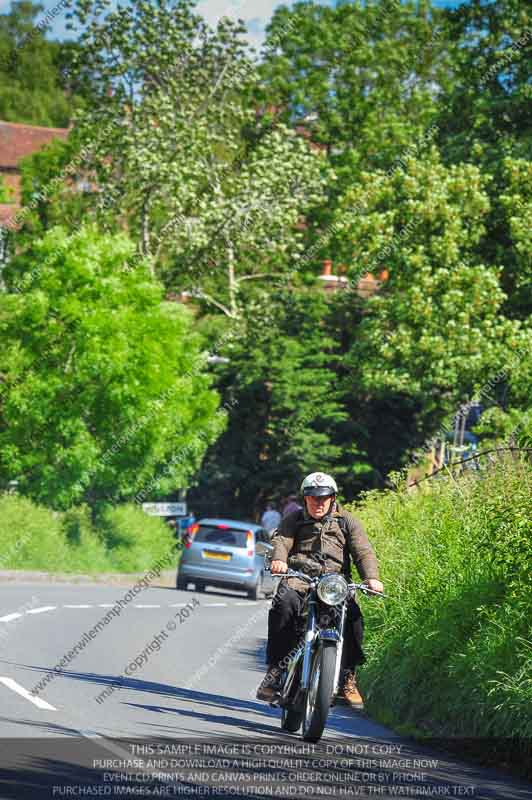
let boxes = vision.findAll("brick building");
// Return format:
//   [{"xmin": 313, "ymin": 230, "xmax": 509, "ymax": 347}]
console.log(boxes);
[{"xmin": 0, "ymin": 119, "xmax": 69, "ymax": 229}]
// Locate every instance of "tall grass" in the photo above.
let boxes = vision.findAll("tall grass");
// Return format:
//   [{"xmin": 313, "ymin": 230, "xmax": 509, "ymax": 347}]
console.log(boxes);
[
  {"xmin": 0, "ymin": 495, "xmax": 72, "ymax": 571},
  {"xmin": 0, "ymin": 495, "xmax": 178, "ymax": 574},
  {"xmin": 348, "ymin": 459, "xmax": 532, "ymax": 775}
]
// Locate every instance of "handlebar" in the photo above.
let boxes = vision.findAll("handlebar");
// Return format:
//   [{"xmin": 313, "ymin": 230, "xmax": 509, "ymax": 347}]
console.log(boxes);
[
  {"xmin": 281, "ymin": 568, "xmax": 313, "ymax": 582},
  {"xmin": 349, "ymin": 582, "xmax": 387, "ymax": 598},
  {"xmin": 266, "ymin": 567, "xmax": 386, "ymax": 597}
]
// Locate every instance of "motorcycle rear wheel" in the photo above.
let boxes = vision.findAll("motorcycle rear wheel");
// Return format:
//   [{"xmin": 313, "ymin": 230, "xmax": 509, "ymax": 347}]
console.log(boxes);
[{"xmin": 302, "ymin": 642, "xmax": 337, "ymax": 742}]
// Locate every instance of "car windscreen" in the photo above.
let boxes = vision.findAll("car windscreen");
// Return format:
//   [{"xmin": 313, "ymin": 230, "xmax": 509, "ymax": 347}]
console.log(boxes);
[{"xmin": 194, "ymin": 526, "xmax": 250, "ymax": 548}]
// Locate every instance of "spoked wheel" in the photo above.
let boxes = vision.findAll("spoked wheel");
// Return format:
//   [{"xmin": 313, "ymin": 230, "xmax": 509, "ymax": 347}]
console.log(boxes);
[{"xmin": 302, "ymin": 643, "xmax": 337, "ymax": 742}]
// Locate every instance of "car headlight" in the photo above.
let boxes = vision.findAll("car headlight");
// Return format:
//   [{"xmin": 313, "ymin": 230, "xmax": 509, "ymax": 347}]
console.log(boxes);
[{"xmin": 317, "ymin": 574, "xmax": 348, "ymax": 606}]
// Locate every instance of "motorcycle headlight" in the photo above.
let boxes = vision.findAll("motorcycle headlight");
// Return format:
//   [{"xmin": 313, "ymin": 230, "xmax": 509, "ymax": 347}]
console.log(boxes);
[{"xmin": 317, "ymin": 574, "xmax": 348, "ymax": 606}]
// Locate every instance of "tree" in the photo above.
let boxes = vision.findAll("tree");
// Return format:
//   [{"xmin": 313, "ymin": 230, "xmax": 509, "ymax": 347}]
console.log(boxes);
[
  {"xmin": 257, "ymin": 0, "xmax": 456, "ymax": 257},
  {"xmin": 0, "ymin": 176, "xmax": 14, "ymax": 203},
  {"xmin": 438, "ymin": 0, "xmax": 531, "ymax": 168},
  {"xmin": 332, "ymin": 146, "xmax": 522, "ymax": 445},
  {"xmin": 0, "ymin": 1, "xmax": 77, "ymax": 127},
  {"xmin": 17, "ymin": 135, "xmax": 88, "ymax": 241},
  {"xmin": 188, "ymin": 289, "xmax": 372, "ymax": 517},
  {"xmin": 472, "ymin": 157, "xmax": 532, "ymax": 448},
  {"xmin": 435, "ymin": 0, "xmax": 532, "ymax": 321},
  {"xmin": 498, "ymin": 156, "xmax": 532, "ymax": 316},
  {"xmin": 60, "ymin": 0, "xmax": 328, "ymax": 313},
  {"xmin": 324, "ymin": 289, "xmax": 426, "ymax": 484},
  {"xmin": 0, "ymin": 225, "xmax": 225, "ymax": 509},
  {"xmin": 162, "ymin": 126, "xmax": 328, "ymax": 318},
  {"xmin": 259, "ymin": 0, "xmax": 453, "ymax": 158}
]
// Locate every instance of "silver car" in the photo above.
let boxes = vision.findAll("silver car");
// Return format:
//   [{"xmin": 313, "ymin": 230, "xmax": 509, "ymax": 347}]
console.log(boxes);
[{"xmin": 176, "ymin": 518, "xmax": 275, "ymax": 600}]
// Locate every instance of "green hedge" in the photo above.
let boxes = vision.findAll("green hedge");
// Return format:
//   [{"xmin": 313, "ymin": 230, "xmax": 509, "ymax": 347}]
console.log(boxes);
[
  {"xmin": 349, "ymin": 459, "xmax": 532, "ymax": 776},
  {"xmin": 96, "ymin": 504, "xmax": 177, "ymax": 572},
  {"xmin": 0, "ymin": 495, "xmax": 71, "ymax": 571},
  {"xmin": 0, "ymin": 495, "xmax": 178, "ymax": 574}
]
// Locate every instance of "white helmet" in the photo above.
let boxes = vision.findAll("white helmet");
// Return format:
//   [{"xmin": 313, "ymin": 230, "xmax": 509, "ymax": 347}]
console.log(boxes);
[{"xmin": 300, "ymin": 472, "xmax": 338, "ymax": 497}]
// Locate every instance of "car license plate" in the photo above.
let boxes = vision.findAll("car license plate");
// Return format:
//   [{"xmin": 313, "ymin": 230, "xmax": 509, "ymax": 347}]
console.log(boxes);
[{"xmin": 204, "ymin": 550, "xmax": 231, "ymax": 561}]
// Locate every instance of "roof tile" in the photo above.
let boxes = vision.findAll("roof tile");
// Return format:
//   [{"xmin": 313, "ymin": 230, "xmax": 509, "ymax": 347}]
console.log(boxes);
[{"xmin": 0, "ymin": 120, "xmax": 69, "ymax": 169}]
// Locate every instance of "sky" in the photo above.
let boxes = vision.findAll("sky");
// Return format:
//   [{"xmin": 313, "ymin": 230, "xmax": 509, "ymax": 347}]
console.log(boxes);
[{"xmin": 1, "ymin": 0, "xmax": 466, "ymax": 52}]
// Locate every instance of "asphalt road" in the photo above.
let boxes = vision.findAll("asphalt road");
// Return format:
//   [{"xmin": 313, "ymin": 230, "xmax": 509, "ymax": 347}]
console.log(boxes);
[{"xmin": 0, "ymin": 580, "xmax": 530, "ymax": 800}]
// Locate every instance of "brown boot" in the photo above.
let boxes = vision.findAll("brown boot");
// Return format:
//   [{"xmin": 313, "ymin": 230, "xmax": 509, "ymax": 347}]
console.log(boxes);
[
  {"xmin": 256, "ymin": 666, "xmax": 282, "ymax": 701},
  {"xmin": 338, "ymin": 670, "xmax": 364, "ymax": 708}
]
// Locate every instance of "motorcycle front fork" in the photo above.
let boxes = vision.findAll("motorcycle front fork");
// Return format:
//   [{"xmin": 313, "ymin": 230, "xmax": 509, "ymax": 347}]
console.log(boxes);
[
  {"xmin": 301, "ymin": 598, "xmax": 317, "ymax": 690},
  {"xmin": 279, "ymin": 600, "xmax": 346, "ymax": 709},
  {"xmin": 331, "ymin": 604, "xmax": 346, "ymax": 695},
  {"xmin": 299, "ymin": 600, "xmax": 345, "ymax": 694}
]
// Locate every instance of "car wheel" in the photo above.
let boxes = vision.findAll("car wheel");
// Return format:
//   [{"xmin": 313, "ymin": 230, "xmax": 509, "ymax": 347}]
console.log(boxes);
[
  {"xmin": 195, "ymin": 581, "xmax": 206, "ymax": 592},
  {"xmin": 248, "ymin": 574, "xmax": 263, "ymax": 601},
  {"xmin": 176, "ymin": 574, "xmax": 188, "ymax": 591}
]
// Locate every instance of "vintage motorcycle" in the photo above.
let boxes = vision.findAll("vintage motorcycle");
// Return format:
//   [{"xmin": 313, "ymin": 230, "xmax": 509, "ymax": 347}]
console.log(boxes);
[{"xmin": 267, "ymin": 564, "xmax": 385, "ymax": 742}]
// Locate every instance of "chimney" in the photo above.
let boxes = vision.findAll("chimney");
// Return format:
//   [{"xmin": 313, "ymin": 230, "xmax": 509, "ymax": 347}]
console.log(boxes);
[{"xmin": 318, "ymin": 260, "xmax": 348, "ymax": 293}]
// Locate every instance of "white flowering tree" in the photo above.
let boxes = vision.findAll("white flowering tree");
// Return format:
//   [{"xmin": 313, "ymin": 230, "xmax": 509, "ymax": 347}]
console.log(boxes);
[
  {"xmin": 64, "ymin": 0, "xmax": 329, "ymax": 317},
  {"xmin": 332, "ymin": 146, "xmax": 522, "ymax": 422}
]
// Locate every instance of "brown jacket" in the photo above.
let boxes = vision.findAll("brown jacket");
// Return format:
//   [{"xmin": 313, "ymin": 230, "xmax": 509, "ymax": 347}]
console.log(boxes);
[{"xmin": 272, "ymin": 503, "xmax": 379, "ymax": 593}]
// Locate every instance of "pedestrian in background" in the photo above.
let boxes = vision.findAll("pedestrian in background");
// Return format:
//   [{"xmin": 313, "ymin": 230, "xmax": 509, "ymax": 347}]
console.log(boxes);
[
  {"xmin": 282, "ymin": 494, "xmax": 302, "ymax": 518},
  {"xmin": 261, "ymin": 502, "xmax": 281, "ymax": 533}
]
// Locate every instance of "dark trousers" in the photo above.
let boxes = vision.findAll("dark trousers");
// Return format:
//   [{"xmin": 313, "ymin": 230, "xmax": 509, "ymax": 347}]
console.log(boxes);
[{"xmin": 266, "ymin": 584, "xmax": 365, "ymax": 672}]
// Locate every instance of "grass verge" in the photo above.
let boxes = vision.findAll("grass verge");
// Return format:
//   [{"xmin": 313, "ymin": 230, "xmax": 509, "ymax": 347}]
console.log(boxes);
[
  {"xmin": 348, "ymin": 458, "xmax": 532, "ymax": 778},
  {"xmin": 0, "ymin": 495, "xmax": 179, "ymax": 574}
]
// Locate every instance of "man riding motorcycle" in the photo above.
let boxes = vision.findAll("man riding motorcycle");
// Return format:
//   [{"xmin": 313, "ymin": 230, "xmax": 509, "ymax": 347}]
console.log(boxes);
[{"xmin": 256, "ymin": 471, "xmax": 383, "ymax": 706}]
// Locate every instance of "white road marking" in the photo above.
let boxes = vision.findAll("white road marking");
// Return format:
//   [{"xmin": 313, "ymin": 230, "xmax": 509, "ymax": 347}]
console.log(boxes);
[
  {"xmin": 169, "ymin": 601, "xmax": 255, "ymax": 608},
  {"xmin": 0, "ymin": 677, "xmax": 56, "ymax": 710},
  {"xmin": 1, "ymin": 601, "xmax": 258, "ymax": 620},
  {"xmin": 0, "ymin": 613, "xmax": 23, "ymax": 622}
]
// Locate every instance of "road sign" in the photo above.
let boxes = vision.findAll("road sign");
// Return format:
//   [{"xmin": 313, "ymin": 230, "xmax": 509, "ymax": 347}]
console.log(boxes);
[{"xmin": 142, "ymin": 502, "xmax": 187, "ymax": 517}]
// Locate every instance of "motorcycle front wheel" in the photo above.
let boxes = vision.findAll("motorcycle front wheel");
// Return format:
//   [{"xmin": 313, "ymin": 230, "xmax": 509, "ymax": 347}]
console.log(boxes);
[
  {"xmin": 281, "ymin": 705, "xmax": 304, "ymax": 733},
  {"xmin": 302, "ymin": 642, "xmax": 337, "ymax": 742}
]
